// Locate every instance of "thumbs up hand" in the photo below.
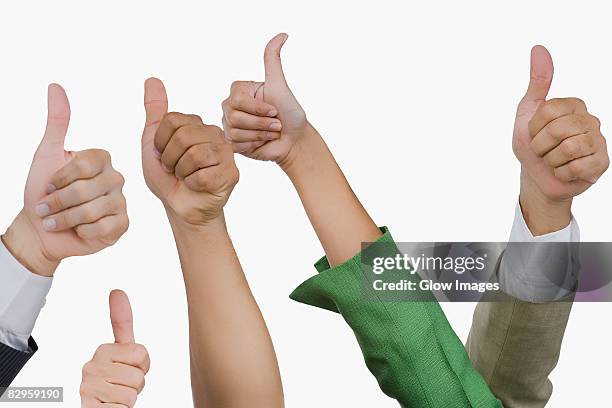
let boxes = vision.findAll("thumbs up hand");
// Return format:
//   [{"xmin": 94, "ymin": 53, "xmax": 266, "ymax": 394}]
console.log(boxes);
[
  {"xmin": 80, "ymin": 290, "xmax": 150, "ymax": 408},
  {"xmin": 222, "ymin": 33, "xmax": 308, "ymax": 166},
  {"xmin": 1, "ymin": 84, "xmax": 128, "ymax": 277},
  {"xmin": 512, "ymin": 46, "xmax": 609, "ymax": 202},
  {"xmin": 142, "ymin": 78, "xmax": 239, "ymax": 227}
]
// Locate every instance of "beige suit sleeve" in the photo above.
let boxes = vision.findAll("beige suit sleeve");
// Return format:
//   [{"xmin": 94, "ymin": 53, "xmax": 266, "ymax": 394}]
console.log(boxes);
[{"xmin": 466, "ymin": 294, "xmax": 573, "ymax": 408}]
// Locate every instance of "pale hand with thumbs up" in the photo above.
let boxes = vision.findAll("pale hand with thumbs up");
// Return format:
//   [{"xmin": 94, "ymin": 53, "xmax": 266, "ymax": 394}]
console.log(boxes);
[
  {"xmin": 1, "ymin": 84, "xmax": 129, "ymax": 277},
  {"xmin": 80, "ymin": 290, "xmax": 150, "ymax": 408},
  {"xmin": 513, "ymin": 46, "xmax": 609, "ymax": 203},
  {"xmin": 222, "ymin": 33, "xmax": 309, "ymax": 166},
  {"xmin": 141, "ymin": 78, "xmax": 239, "ymax": 227}
]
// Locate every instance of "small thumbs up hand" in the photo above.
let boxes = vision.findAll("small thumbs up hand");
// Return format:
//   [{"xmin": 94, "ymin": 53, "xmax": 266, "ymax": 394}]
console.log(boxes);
[
  {"xmin": 222, "ymin": 33, "xmax": 308, "ymax": 165},
  {"xmin": 512, "ymin": 46, "xmax": 609, "ymax": 201},
  {"xmin": 2, "ymin": 84, "xmax": 128, "ymax": 277},
  {"xmin": 80, "ymin": 290, "xmax": 150, "ymax": 408}
]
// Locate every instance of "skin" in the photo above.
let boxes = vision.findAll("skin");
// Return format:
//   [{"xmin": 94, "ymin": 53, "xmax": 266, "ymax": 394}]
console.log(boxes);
[
  {"xmin": 513, "ymin": 46, "xmax": 609, "ymax": 235},
  {"xmin": 222, "ymin": 33, "xmax": 382, "ymax": 266},
  {"xmin": 224, "ymin": 37, "xmax": 609, "ymax": 263},
  {"xmin": 1, "ymin": 84, "xmax": 129, "ymax": 277},
  {"xmin": 221, "ymin": 35, "xmax": 609, "ymax": 407},
  {"xmin": 141, "ymin": 78, "xmax": 284, "ymax": 407},
  {"xmin": 80, "ymin": 290, "xmax": 150, "ymax": 408}
]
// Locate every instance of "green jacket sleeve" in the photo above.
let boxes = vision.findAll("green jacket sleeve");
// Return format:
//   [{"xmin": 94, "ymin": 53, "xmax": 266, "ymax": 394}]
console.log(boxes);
[{"xmin": 290, "ymin": 227, "xmax": 503, "ymax": 408}]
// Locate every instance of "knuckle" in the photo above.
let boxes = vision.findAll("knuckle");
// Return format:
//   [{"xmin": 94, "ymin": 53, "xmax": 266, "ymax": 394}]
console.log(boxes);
[
  {"xmin": 566, "ymin": 114, "xmax": 583, "ymax": 129},
  {"xmin": 569, "ymin": 97, "xmax": 586, "ymax": 109},
  {"xmin": 254, "ymin": 102, "xmax": 267, "ymax": 116},
  {"xmin": 568, "ymin": 160, "xmax": 583, "ymax": 176},
  {"xmin": 226, "ymin": 110, "xmax": 238, "ymax": 126},
  {"xmin": 78, "ymin": 382, "xmax": 90, "ymax": 398},
  {"xmin": 603, "ymin": 156, "xmax": 610, "ymax": 172},
  {"xmin": 229, "ymin": 93, "xmax": 243, "ymax": 108},
  {"xmin": 94, "ymin": 343, "xmax": 110, "ymax": 358},
  {"xmin": 231, "ymin": 165, "xmax": 240, "ymax": 185},
  {"xmin": 186, "ymin": 145, "xmax": 201, "ymax": 162},
  {"xmin": 227, "ymin": 128, "xmax": 239, "ymax": 141},
  {"xmin": 164, "ymin": 111, "xmax": 183, "ymax": 127},
  {"xmin": 100, "ymin": 219, "xmax": 115, "ymax": 236},
  {"xmin": 590, "ymin": 115, "xmax": 602, "ymax": 130},
  {"xmin": 81, "ymin": 361, "xmax": 95, "ymax": 377},
  {"xmin": 114, "ymin": 171, "xmax": 126, "ymax": 188},
  {"xmin": 540, "ymin": 100, "xmax": 557, "ymax": 117},
  {"xmin": 71, "ymin": 183, "xmax": 87, "ymax": 203},
  {"xmin": 74, "ymin": 158, "xmax": 93, "ymax": 176},
  {"xmin": 80, "ymin": 205, "xmax": 97, "ymax": 222},
  {"xmin": 94, "ymin": 149, "xmax": 111, "ymax": 163},
  {"xmin": 174, "ymin": 126, "xmax": 192, "ymax": 149},
  {"xmin": 137, "ymin": 375, "xmax": 146, "ymax": 393},
  {"xmin": 131, "ymin": 344, "xmax": 149, "ymax": 363},
  {"xmin": 230, "ymin": 80, "xmax": 246, "ymax": 92},
  {"xmin": 188, "ymin": 113, "xmax": 202, "ymax": 124},
  {"xmin": 120, "ymin": 214, "xmax": 130, "ymax": 234},
  {"xmin": 547, "ymin": 122, "xmax": 566, "ymax": 141},
  {"xmin": 204, "ymin": 124, "xmax": 224, "ymax": 141},
  {"xmin": 560, "ymin": 139, "xmax": 579, "ymax": 157},
  {"xmin": 51, "ymin": 193, "xmax": 64, "ymax": 211},
  {"xmin": 125, "ymin": 389, "xmax": 138, "ymax": 407}
]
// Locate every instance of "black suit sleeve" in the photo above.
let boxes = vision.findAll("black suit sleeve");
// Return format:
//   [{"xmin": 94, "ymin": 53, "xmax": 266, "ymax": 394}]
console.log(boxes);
[{"xmin": 0, "ymin": 337, "xmax": 37, "ymax": 392}]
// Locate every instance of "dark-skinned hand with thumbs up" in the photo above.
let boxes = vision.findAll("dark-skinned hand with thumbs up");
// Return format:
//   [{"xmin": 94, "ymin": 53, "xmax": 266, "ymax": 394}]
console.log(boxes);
[
  {"xmin": 141, "ymin": 78, "xmax": 284, "ymax": 408},
  {"xmin": 79, "ymin": 290, "xmax": 150, "ymax": 408}
]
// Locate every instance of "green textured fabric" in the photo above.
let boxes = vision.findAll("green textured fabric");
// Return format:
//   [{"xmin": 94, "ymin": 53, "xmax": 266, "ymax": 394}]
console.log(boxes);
[{"xmin": 290, "ymin": 227, "xmax": 503, "ymax": 408}]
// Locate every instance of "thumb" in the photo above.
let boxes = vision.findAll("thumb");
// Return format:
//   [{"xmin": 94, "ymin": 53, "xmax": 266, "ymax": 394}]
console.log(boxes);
[
  {"xmin": 40, "ymin": 83, "xmax": 70, "ymax": 148},
  {"xmin": 142, "ymin": 77, "xmax": 168, "ymax": 146},
  {"xmin": 521, "ymin": 45, "xmax": 554, "ymax": 103},
  {"xmin": 109, "ymin": 289, "xmax": 135, "ymax": 344},
  {"xmin": 264, "ymin": 33, "xmax": 289, "ymax": 86}
]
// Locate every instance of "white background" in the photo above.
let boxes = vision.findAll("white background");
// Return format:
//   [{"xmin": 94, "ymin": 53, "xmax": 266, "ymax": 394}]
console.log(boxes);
[{"xmin": 1, "ymin": 0, "xmax": 610, "ymax": 406}]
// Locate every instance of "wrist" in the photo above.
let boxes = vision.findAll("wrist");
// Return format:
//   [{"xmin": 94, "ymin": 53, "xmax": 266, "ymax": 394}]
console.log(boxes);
[
  {"xmin": 519, "ymin": 170, "xmax": 572, "ymax": 236},
  {"xmin": 278, "ymin": 122, "xmax": 325, "ymax": 178},
  {"xmin": 165, "ymin": 206, "xmax": 228, "ymax": 238},
  {"xmin": 2, "ymin": 210, "xmax": 59, "ymax": 277}
]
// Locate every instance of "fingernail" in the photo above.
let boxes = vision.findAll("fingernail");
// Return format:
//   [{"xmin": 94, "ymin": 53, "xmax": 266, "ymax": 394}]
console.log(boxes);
[
  {"xmin": 46, "ymin": 184, "xmax": 56, "ymax": 194},
  {"xmin": 35, "ymin": 203, "xmax": 50, "ymax": 217},
  {"xmin": 42, "ymin": 218, "xmax": 56, "ymax": 231},
  {"xmin": 268, "ymin": 109, "xmax": 278, "ymax": 117},
  {"xmin": 269, "ymin": 121, "xmax": 282, "ymax": 131},
  {"xmin": 153, "ymin": 148, "xmax": 161, "ymax": 158}
]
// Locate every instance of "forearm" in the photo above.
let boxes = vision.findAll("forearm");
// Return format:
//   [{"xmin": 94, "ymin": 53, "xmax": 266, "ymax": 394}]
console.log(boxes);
[
  {"xmin": 167, "ymin": 212, "xmax": 283, "ymax": 408},
  {"xmin": 280, "ymin": 124, "xmax": 381, "ymax": 266}
]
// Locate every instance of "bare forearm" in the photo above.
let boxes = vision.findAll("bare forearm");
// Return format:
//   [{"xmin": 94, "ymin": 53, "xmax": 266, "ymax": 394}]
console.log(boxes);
[
  {"xmin": 168, "ymin": 212, "xmax": 283, "ymax": 408},
  {"xmin": 280, "ymin": 124, "xmax": 381, "ymax": 266}
]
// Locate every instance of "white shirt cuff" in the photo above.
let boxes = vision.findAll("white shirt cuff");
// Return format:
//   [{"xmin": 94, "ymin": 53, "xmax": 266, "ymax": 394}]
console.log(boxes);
[
  {"xmin": 0, "ymin": 238, "xmax": 52, "ymax": 352},
  {"xmin": 508, "ymin": 202, "xmax": 580, "ymax": 243},
  {"xmin": 498, "ymin": 202, "xmax": 580, "ymax": 302}
]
